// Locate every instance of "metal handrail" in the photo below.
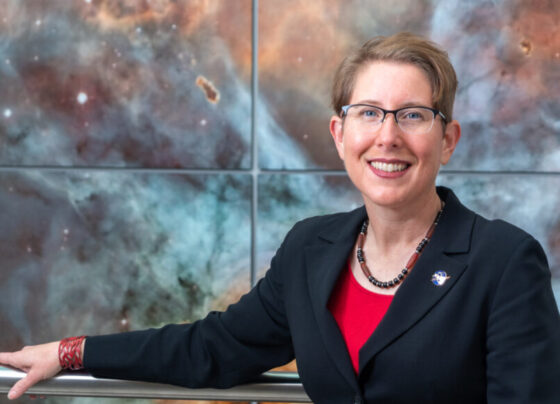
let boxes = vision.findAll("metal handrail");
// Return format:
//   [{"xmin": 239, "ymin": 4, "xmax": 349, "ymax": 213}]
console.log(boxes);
[{"xmin": 0, "ymin": 367, "xmax": 311, "ymax": 402}]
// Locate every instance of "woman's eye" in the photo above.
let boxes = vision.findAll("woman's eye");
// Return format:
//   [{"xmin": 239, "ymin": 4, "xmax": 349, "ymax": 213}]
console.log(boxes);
[
  {"xmin": 400, "ymin": 110, "xmax": 427, "ymax": 121},
  {"xmin": 361, "ymin": 109, "xmax": 379, "ymax": 118}
]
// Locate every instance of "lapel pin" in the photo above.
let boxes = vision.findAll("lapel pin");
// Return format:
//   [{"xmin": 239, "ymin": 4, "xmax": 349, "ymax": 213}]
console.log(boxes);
[{"xmin": 431, "ymin": 270, "xmax": 450, "ymax": 286}]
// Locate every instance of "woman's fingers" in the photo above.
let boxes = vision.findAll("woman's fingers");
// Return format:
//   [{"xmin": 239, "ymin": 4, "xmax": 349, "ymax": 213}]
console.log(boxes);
[
  {"xmin": 8, "ymin": 372, "xmax": 40, "ymax": 400},
  {"xmin": 9, "ymin": 367, "xmax": 51, "ymax": 400},
  {"xmin": 0, "ymin": 342, "xmax": 61, "ymax": 400},
  {"xmin": 0, "ymin": 352, "xmax": 20, "ymax": 369}
]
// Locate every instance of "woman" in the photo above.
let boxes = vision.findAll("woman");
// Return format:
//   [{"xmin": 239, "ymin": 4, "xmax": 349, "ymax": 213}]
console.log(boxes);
[{"xmin": 1, "ymin": 32, "xmax": 559, "ymax": 403}]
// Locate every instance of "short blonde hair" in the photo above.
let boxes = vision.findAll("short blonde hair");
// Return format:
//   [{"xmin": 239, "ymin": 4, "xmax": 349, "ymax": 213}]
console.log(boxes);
[{"xmin": 331, "ymin": 32, "xmax": 458, "ymax": 122}]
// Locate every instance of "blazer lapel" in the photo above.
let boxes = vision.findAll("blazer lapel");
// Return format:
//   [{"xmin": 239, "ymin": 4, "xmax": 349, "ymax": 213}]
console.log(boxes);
[
  {"xmin": 358, "ymin": 187, "xmax": 476, "ymax": 374},
  {"xmin": 305, "ymin": 206, "xmax": 367, "ymax": 392}
]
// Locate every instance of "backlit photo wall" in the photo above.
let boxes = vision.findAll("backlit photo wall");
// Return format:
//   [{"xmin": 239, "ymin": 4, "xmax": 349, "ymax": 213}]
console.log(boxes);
[{"xmin": 0, "ymin": 1, "xmax": 558, "ymax": 403}]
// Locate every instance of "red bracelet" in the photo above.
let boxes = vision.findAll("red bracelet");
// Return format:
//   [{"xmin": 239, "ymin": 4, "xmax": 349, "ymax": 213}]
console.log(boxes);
[{"xmin": 58, "ymin": 336, "xmax": 86, "ymax": 370}]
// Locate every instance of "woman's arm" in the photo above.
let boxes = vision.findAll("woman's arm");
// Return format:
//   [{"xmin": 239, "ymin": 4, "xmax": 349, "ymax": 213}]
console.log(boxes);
[
  {"xmin": 80, "ymin": 223, "xmax": 298, "ymax": 388},
  {"xmin": 0, "ymin": 266, "xmax": 293, "ymax": 397},
  {"xmin": 83, "ymin": 260, "xmax": 294, "ymax": 387}
]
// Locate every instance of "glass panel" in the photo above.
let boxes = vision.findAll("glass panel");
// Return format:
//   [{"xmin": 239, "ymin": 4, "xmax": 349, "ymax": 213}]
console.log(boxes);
[
  {"xmin": 0, "ymin": 0, "xmax": 252, "ymax": 168},
  {"xmin": 257, "ymin": 174, "xmax": 362, "ymax": 277},
  {"xmin": 258, "ymin": 0, "xmax": 559, "ymax": 171},
  {"xmin": 437, "ymin": 173, "xmax": 560, "ymax": 303},
  {"xmin": 0, "ymin": 172, "xmax": 251, "ymax": 352}
]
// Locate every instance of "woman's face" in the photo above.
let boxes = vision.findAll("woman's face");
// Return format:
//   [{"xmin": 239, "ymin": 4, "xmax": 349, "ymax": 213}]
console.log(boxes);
[{"xmin": 329, "ymin": 61, "xmax": 460, "ymax": 210}]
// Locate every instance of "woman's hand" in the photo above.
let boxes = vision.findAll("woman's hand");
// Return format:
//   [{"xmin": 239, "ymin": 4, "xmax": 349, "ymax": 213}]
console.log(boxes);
[{"xmin": 0, "ymin": 342, "xmax": 61, "ymax": 400}]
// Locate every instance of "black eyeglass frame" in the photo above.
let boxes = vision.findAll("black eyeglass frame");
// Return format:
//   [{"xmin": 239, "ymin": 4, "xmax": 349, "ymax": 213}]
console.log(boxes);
[{"xmin": 340, "ymin": 104, "xmax": 448, "ymax": 124}]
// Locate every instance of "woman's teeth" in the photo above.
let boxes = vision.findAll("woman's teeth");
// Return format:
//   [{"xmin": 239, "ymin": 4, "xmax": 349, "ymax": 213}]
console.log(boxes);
[{"xmin": 370, "ymin": 161, "xmax": 408, "ymax": 172}]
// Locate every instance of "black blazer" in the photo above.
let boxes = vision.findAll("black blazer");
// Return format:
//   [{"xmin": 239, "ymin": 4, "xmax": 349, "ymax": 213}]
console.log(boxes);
[{"xmin": 84, "ymin": 187, "xmax": 560, "ymax": 403}]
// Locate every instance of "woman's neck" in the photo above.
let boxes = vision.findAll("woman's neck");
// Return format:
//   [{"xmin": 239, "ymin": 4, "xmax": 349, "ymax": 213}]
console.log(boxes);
[{"xmin": 363, "ymin": 190, "xmax": 443, "ymax": 254}]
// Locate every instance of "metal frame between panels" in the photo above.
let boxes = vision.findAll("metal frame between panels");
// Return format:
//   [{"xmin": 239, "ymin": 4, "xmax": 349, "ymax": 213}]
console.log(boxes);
[{"xmin": 251, "ymin": 0, "xmax": 260, "ymax": 288}]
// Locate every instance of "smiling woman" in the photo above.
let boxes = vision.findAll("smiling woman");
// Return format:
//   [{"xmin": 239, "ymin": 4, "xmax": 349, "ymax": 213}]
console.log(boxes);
[{"xmin": 1, "ymin": 32, "xmax": 559, "ymax": 404}]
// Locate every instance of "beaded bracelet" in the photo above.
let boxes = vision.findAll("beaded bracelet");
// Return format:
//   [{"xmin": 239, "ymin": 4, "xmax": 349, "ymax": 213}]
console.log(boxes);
[{"xmin": 58, "ymin": 336, "xmax": 86, "ymax": 370}]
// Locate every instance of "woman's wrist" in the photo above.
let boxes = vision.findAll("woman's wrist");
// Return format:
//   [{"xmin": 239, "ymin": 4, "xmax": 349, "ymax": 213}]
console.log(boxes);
[{"xmin": 58, "ymin": 336, "xmax": 87, "ymax": 370}]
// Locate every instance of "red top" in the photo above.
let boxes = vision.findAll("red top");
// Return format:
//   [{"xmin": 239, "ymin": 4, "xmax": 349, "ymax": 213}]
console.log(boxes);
[{"xmin": 328, "ymin": 262, "xmax": 393, "ymax": 374}]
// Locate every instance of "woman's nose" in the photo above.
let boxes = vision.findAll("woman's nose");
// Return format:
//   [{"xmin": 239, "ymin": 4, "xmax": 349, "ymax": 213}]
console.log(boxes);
[{"xmin": 375, "ymin": 113, "xmax": 402, "ymax": 147}]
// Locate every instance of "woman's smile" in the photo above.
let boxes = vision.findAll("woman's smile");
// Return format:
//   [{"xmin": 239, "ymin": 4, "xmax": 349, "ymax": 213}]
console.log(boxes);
[{"xmin": 368, "ymin": 158, "xmax": 411, "ymax": 178}]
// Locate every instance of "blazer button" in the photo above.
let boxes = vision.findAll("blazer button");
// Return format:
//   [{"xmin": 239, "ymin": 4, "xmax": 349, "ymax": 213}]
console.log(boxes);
[{"xmin": 353, "ymin": 395, "xmax": 363, "ymax": 404}]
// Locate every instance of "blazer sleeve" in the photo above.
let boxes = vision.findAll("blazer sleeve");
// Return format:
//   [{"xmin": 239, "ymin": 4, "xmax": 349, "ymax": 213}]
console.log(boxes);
[
  {"xmin": 83, "ymin": 227, "xmax": 296, "ymax": 388},
  {"xmin": 486, "ymin": 235, "xmax": 560, "ymax": 403}
]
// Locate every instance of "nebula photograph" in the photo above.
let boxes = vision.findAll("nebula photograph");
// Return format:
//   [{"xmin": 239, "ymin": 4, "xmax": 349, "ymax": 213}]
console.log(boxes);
[{"xmin": 0, "ymin": 1, "xmax": 558, "ymax": 403}]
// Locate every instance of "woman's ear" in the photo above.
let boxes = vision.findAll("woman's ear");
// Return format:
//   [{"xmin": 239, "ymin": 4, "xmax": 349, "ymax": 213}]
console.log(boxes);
[
  {"xmin": 440, "ymin": 120, "xmax": 461, "ymax": 165},
  {"xmin": 330, "ymin": 115, "xmax": 345, "ymax": 160}
]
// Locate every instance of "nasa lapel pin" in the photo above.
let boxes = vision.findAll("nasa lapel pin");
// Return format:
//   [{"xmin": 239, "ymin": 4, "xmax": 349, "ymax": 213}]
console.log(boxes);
[{"xmin": 431, "ymin": 270, "xmax": 450, "ymax": 286}]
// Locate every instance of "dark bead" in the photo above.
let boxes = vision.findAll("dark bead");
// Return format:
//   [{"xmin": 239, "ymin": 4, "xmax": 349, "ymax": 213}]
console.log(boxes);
[
  {"xmin": 417, "ymin": 238, "xmax": 428, "ymax": 252},
  {"xmin": 382, "ymin": 282, "xmax": 388, "ymax": 288},
  {"xmin": 402, "ymin": 268, "xmax": 408, "ymax": 274},
  {"xmin": 397, "ymin": 274, "xmax": 404, "ymax": 280},
  {"xmin": 368, "ymin": 276, "xmax": 374, "ymax": 283},
  {"xmin": 388, "ymin": 280, "xmax": 394, "ymax": 287}
]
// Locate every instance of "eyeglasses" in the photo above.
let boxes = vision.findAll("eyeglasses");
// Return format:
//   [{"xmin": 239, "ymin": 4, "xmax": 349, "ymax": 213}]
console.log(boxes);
[{"xmin": 340, "ymin": 104, "xmax": 447, "ymax": 135}]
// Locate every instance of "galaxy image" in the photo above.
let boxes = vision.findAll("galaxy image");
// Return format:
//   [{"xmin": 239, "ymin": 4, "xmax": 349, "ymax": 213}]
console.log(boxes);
[{"xmin": 0, "ymin": 1, "xmax": 559, "ymax": 403}]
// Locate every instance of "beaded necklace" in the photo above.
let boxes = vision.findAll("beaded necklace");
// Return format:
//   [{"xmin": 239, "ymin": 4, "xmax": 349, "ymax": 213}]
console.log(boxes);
[{"xmin": 356, "ymin": 204, "xmax": 444, "ymax": 289}]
